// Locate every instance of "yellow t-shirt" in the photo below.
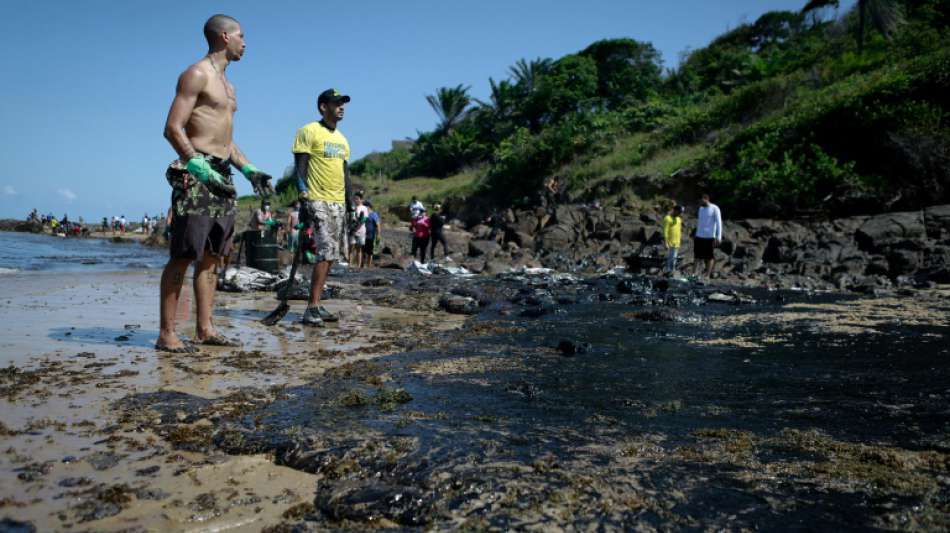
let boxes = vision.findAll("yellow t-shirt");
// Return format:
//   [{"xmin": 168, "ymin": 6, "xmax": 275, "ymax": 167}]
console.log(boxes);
[
  {"xmin": 662, "ymin": 215, "xmax": 682, "ymax": 247},
  {"xmin": 292, "ymin": 121, "xmax": 350, "ymax": 204}
]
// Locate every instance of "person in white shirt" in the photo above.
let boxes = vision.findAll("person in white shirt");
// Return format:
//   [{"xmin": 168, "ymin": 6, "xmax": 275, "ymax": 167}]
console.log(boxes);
[
  {"xmin": 349, "ymin": 193, "xmax": 369, "ymax": 268},
  {"xmin": 408, "ymin": 196, "xmax": 424, "ymax": 218},
  {"xmin": 693, "ymin": 193, "xmax": 722, "ymax": 279}
]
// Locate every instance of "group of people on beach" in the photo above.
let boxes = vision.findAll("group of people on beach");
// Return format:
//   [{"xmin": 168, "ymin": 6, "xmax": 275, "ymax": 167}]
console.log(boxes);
[
  {"xmin": 408, "ymin": 196, "xmax": 449, "ymax": 264},
  {"xmin": 153, "ymin": 13, "xmax": 724, "ymax": 354},
  {"xmin": 249, "ymin": 193, "xmax": 382, "ymax": 269},
  {"xmin": 659, "ymin": 193, "xmax": 723, "ymax": 281}
]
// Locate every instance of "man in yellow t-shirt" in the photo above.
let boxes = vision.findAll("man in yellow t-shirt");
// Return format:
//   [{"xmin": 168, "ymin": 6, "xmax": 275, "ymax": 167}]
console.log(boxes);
[
  {"xmin": 292, "ymin": 88, "xmax": 352, "ymax": 326},
  {"xmin": 662, "ymin": 204, "xmax": 683, "ymax": 275}
]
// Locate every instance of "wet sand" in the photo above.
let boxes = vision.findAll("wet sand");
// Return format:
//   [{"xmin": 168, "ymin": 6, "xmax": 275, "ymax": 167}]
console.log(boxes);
[
  {"xmin": 1, "ymin": 269, "xmax": 948, "ymax": 530},
  {"xmin": 0, "ymin": 269, "xmax": 463, "ymax": 531}
]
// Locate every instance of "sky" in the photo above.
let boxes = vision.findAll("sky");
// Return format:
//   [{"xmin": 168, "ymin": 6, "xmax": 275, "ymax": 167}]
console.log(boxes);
[{"xmin": 0, "ymin": 0, "xmax": 854, "ymax": 221}]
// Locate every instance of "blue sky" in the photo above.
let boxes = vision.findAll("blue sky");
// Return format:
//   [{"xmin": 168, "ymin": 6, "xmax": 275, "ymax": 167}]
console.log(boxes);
[{"xmin": 0, "ymin": 0, "xmax": 853, "ymax": 221}]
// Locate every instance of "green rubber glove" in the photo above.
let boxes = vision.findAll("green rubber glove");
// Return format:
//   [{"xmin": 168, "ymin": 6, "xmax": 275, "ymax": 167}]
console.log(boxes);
[
  {"xmin": 241, "ymin": 164, "xmax": 275, "ymax": 198},
  {"xmin": 186, "ymin": 155, "xmax": 236, "ymax": 198},
  {"xmin": 264, "ymin": 218, "xmax": 277, "ymax": 227}
]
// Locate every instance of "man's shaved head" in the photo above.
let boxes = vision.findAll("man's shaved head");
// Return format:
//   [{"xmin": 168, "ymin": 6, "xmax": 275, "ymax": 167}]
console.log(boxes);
[{"xmin": 203, "ymin": 14, "xmax": 240, "ymax": 47}]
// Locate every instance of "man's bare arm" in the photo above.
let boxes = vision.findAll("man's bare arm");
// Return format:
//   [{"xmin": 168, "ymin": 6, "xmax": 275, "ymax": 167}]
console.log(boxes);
[
  {"xmin": 163, "ymin": 66, "xmax": 208, "ymax": 160},
  {"xmin": 228, "ymin": 142, "xmax": 250, "ymax": 169}
]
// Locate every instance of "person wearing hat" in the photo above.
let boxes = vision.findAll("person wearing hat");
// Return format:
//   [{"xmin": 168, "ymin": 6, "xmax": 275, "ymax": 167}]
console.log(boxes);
[{"xmin": 292, "ymin": 88, "xmax": 352, "ymax": 326}]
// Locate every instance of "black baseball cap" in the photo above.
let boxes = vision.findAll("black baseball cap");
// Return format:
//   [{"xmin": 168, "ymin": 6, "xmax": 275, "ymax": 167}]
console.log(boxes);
[{"xmin": 318, "ymin": 88, "xmax": 351, "ymax": 106}]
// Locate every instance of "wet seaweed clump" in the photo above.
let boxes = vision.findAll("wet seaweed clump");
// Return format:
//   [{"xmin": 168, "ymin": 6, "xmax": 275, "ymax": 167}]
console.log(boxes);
[
  {"xmin": 0, "ymin": 364, "xmax": 42, "ymax": 400},
  {"xmin": 221, "ymin": 350, "xmax": 279, "ymax": 372},
  {"xmin": 164, "ymin": 424, "xmax": 214, "ymax": 453},
  {"xmin": 69, "ymin": 483, "xmax": 135, "ymax": 523}
]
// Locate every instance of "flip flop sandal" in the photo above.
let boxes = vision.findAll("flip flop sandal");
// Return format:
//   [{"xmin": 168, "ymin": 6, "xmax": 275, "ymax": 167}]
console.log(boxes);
[
  {"xmin": 196, "ymin": 335, "xmax": 241, "ymax": 347},
  {"xmin": 154, "ymin": 342, "xmax": 200, "ymax": 354}
]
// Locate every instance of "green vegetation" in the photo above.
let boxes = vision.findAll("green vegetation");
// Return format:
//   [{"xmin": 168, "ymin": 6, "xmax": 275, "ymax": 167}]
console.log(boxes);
[{"xmin": 350, "ymin": 0, "xmax": 950, "ymax": 218}]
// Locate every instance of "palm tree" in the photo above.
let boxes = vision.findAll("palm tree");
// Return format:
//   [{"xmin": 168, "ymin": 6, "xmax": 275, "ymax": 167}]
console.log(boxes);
[
  {"xmin": 802, "ymin": 0, "xmax": 904, "ymax": 54},
  {"xmin": 474, "ymin": 78, "xmax": 515, "ymax": 116},
  {"xmin": 508, "ymin": 57, "xmax": 553, "ymax": 93},
  {"xmin": 425, "ymin": 84, "xmax": 472, "ymax": 134}
]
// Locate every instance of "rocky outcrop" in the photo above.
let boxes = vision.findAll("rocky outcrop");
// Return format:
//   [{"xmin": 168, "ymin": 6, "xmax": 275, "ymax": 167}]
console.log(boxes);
[
  {"xmin": 473, "ymin": 203, "xmax": 950, "ymax": 292},
  {"xmin": 0, "ymin": 219, "xmax": 43, "ymax": 233}
]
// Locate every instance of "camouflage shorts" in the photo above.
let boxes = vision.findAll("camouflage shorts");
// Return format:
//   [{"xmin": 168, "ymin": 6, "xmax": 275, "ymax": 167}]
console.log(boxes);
[
  {"xmin": 166, "ymin": 156, "xmax": 236, "ymax": 219},
  {"xmin": 302, "ymin": 199, "xmax": 347, "ymax": 263}
]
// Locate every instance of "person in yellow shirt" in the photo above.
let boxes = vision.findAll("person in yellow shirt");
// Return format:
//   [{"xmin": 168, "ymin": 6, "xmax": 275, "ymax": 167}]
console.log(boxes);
[
  {"xmin": 662, "ymin": 204, "xmax": 683, "ymax": 275},
  {"xmin": 292, "ymin": 88, "xmax": 352, "ymax": 326}
]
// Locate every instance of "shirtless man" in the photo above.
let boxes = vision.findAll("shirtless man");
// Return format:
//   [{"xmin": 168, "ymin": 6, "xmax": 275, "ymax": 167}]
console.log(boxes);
[{"xmin": 157, "ymin": 14, "xmax": 274, "ymax": 353}]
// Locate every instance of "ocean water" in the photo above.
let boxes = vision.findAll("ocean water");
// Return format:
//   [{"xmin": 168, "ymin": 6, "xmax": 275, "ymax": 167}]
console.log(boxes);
[{"xmin": 0, "ymin": 231, "xmax": 168, "ymax": 273}]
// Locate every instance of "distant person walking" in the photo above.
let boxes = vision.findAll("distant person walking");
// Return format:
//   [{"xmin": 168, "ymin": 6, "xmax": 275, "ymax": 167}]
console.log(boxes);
[
  {"xmin": 157, "ymin": 14, "xmax": 274, "ymax": 353},
  {"xmin": 693, "ymin": 194, "xmax": 722, "ymax": 280},
  {"xmin": 362, "ymin": 201, "xmax": 380, "ymax": 268},
  {"xmin": 410, "ymin": 208, "xmax": 431, "ymax": 263},
  {"xmin": 293, "ymin": 88, "xmax": 352, "ymax": 326},
  {"xmin": 429, "ymin": 203, "xmax": 449, "ymax": 260},
  {"xmin": 662, "ymin": 204, "xmax": 683, "ymax": 275}
]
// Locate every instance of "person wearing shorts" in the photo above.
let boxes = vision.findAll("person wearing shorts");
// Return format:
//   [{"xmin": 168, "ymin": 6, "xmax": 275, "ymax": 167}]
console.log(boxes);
[
  {"xmin": 293, "ymin": 88, "xmax": 352, "ymax": 326},
  {"xmin": 693, "ymin": 193, "xmax": 722, "ymax": 280},
  {"xmin": 157, "ymin": 14, "xmax": 274, "ymax": 353}
]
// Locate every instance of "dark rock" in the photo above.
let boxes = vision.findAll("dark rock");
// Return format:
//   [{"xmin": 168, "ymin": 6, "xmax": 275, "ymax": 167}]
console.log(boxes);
[
  {"xmin": 315, "ymin": 480, "xmax": 432, "ymax": 526},
  {"xmin": 855, "ymin": 211, "xmax": 926, "ymax": 252},
  {"xmin": 361, "ymin": 278, "xmax": 394, "ymax": 287},
  {"xmin": 85, "ymin": 451, "xmax": 125, "ymax": 471},
  {"xmin": 557, "ymin": 340, "xmax": 592, "ymax": 356},
  {"xmin": 59, "ymin": 477, "xmax": 93, "ymax": 488},
  {"xmin": 521, "ymin": 306, "xmax": 552, "ymax": 318},
  {"xmin": 438, "ymin": 295, "xmax": 479, "ymax": 315},
  {"xmin": 134, "ymin": 465, "xmax": 161, "ymax": 477},
  {"xmin": 539, "ymin": 224, "xmax": 576, "ymax": 249},
  {"xmin": 924, "ymin": 204, "xmax": 950, "ymax": 240},
  {"xmin": 468, "ymin": 239, "xmax": 502, "ymax": 258},
  {"xmin": 0, "ymin": 518, "xmax": 36, "ymax": 533},
  {"xmin": 631, "ymin": 308, "xmax": 680, "ymax": 322}
]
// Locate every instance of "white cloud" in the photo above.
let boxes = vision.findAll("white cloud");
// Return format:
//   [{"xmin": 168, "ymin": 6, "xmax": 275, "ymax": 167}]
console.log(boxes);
[
  {"xmin": 2, "ymin": 185, "xmax": 15, "ymax": 196},
  {"xmin": 57, "ymin": 188, "xmax": 77, "ymax": 202}
]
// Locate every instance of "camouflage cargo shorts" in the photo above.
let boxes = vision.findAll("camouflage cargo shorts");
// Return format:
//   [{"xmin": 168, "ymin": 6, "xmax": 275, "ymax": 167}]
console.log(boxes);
[{"xmin": 302, "ymin": 199, "xmax": 347, "ymax": 263}]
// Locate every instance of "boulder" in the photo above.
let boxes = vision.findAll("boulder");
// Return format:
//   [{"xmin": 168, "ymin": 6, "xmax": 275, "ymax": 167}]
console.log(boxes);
[
  {"xmin": 438, "ymin": 294, "xmax": 479, "ymax": 315},
  {"xmin": 539, "ymin": 224, "xmax": 576, "ymax": 249},
  {"xmin": 855, "ymin": 211, "xmax": 926, "ymax": 252},
  {"xmin": 468, "ymin": 239, "xmax": 502, "ymax": 258},
  {"xmin": 508, "ymin": 230, "xmax": 535, "ymax": 250},
  {"xmin": 924, "ymin": 204, "xmax": 950, "ymax": 241}
]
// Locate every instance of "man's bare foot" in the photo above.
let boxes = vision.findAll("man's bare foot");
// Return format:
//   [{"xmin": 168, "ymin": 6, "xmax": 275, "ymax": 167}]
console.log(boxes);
[
  {"xmin": 195, "ymin": 329, "xmax": 241, "ymax": 347},
  {"xmin": 155, "ymin": 333, "xmax": 198, "ymax": 354}
]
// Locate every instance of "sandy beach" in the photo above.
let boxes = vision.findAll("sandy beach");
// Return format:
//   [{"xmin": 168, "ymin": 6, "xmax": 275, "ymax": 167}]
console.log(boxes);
[
  {"xmin": 1, "ymin": 255, "xmax": 948, "ymax": 530},
  {"xmin": 0, "ymin": 267, "xmax": 463, "ymax": 531}
]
